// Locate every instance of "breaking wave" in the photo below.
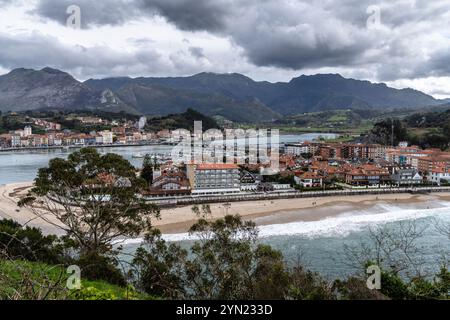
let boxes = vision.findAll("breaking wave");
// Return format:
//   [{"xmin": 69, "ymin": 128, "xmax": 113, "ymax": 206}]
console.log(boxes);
[{"xmin": 120, "ymin": 201, "xmax": 450, "ymax": 245}]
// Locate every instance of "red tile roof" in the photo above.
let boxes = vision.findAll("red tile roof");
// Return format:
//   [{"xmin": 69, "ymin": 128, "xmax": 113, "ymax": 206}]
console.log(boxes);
[
  {"xmin": 196, "ymin": 163, "xmax": 239, "ymax": 170},
  {"xmin": 299, "ymin": 172, "xmax": 324, "ymax": 179}
]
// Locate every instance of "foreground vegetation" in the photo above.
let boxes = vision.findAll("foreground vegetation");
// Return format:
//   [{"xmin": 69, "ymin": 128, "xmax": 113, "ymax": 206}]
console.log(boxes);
[
  {"xmin": 2, "ymin": 212, "xmax": 450, "ymax": 300},
  {"xmin": 0, "ymin": 260, "xmax": 150, "ymax": 300}
]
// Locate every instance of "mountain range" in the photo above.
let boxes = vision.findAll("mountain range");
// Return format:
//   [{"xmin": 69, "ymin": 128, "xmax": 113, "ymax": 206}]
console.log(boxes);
[{"xmin": 0, "ymin": 67, "xmax": 445, "ymax": 122}]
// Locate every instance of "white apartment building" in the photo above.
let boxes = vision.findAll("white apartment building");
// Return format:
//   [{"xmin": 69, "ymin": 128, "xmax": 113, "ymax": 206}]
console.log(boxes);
[
  {"xmin": 24, "ymin": 126, "xmax": 32, "ymax": 137},
  {"xmin": 11, "ymin": 134, "xmax": 21, "ymax": 147},
  {"xmin": 429, "ymin": 168, "xmax": 450, "ymax": 185},
  {"xmin": 285, "ymin": 143, "xmax": 316, "ymax": 156},
  {"xmin": 187, "ymin": 163, "xmax": 241, "ymax": 195},
  {"xmin": 101, "ymin": 131, "xmax": 114, "ymax": 145}
]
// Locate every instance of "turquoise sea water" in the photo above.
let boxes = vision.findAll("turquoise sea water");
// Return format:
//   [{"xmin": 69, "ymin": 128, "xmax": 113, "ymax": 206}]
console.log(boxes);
[{"xmin": 120, "ymin": 200, "xmax": 450, "ymax": 279}]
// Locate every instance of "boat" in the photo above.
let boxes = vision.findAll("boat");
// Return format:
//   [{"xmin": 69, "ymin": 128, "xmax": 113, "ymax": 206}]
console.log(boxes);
[{"xmin": 132, "ymin": 153, "xmax": 145, "ymax": 159}]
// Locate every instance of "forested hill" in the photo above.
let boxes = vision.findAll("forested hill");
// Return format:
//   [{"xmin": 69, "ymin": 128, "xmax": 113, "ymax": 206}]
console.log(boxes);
[{"xmin": 145, "ymin": 108, "xmax": 220, "ymax": 132}]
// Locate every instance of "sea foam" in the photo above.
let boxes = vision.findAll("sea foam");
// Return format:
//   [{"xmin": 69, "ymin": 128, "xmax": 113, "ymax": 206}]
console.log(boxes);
[{"xmin": 120, "ymin": 201, "xmax": 450, "ymax": 244}]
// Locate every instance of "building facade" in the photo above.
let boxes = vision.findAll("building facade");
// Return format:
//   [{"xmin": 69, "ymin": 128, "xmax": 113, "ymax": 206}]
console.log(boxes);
[{"xmin": 187, "ymin": 163, "xmax": 241, "ymax": 195}]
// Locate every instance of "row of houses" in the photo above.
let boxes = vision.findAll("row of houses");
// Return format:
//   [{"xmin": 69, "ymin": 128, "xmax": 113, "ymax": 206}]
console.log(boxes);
[
  {"xmin": 145, "ymin": 162, "xmax": 293, "ymax": 197},
  {"xmin": 285, "ymin": 141, "xmax": 450, "ymax": 186},
  {"xmin": 287, "ymin": 142, "xmax": 450, "ymax": 171},
  {"xmin": 0, "ymin": 131, "xmax": 115, "ymax": 148},
  {"xmin": 293, "ymin": 162, "xmax": 426, "ymax": 188},
  {"xmin": 146, "ymin": 160, "xmax": 435, "ymax": 197},
  {"xmin": 285, "ymin": 142, "xmax": 388, "ymax": 160},
  {"xmin": 0, "ymin": 126, "xmax": 175, "ymax": 149}
]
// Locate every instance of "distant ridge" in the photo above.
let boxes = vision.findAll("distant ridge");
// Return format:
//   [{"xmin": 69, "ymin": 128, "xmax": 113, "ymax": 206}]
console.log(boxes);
[
  {"xmin": 86, "ymin": 72, "xmax": 441, "ymax": 115},
  {"xmin": 0, "ymin": 67, "xmax": 442, "ymax": 122}
]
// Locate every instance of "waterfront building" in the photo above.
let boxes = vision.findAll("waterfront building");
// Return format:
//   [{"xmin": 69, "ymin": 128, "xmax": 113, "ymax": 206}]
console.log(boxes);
[
  {"xmin": 429, "ymin": 166, "xmax": 450, "ymax": 185},
  {"xmin": 11, "ymin": 134, "xmax": 21, "ymax": 147},
  {"xmin": 345, "ymin": 164, "xmax": 391, "ymax": 186},
  {"xmin": 295, "ymin": 172, "xmax": 324, "ymax": 188},
  {"xmin": 239, "ymin": 170, "xmax": 262, "ymax": 192},
  {"xmin": 24, "ymin": 126, "xmax": 32, "ymax": 137},
  {"xmin": 187, "ymin": 163, "xmax": 241, "ymax": 195},
  {"xmin": 390, "ymin": 168, "xmax": 423, "ymax": 185},
  {"xmin": 418, "ymin": 155, "xmax": 450, "ymax": 174},
  {"xmin": 101, "ymin": 131, "xmax": 114, "ymax": 145},
  {"xmin": 0, "ymin": 134, "xmax": 9, "ymax": 148},
  {"xmin": 95, "ymin": 135, "xmax": 103, "ymax": 145},
  {"xmin": 149, "ymin": 168, "xmax": 191, "ymax": 196},
  {"xmin": 285, "ymin": 142, "xmax": 318, "ymax": 156}
]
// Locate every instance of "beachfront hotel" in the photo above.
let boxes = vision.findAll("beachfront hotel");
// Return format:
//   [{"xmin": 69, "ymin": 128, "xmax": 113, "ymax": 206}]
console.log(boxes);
[{"xmin": 187, "ymin": 163, "xmax": 241, "ymax": 195}]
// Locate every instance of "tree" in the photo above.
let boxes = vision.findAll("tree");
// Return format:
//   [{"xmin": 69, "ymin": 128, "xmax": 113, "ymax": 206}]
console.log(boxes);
[
  {"xmin": 18, "ymin": 148, "xmax": 160, "ymax": 283},
  {"xmin": 369, "ymin": 118, "xmax": 409, "ymax": 146},
  {"xmin": 342, "ymin": 221, "xmax": 429, "ymax": 279},
  {"xmin": 132, "ymin": 212, "xmax": 342, "ymax": 300},
  {"xmin": 288, "ymin": 265, "xmax": 335, "ymax": 300},
  {"xmin": 301, "ymin": 153, "xmax": 313, "ymax": 160},
  {"xmin": 340, "ymin": 220, "xmax": 450, "ymax": 300},
  {"xmin": 0, "ymin": 219, "xmax": 68, "ymax": 265},
  {"xmin": 132, "ymin": 214, "xmax": 293, "ymax": 299},
  {"xmin": 141, "ymin": 154, "xmax": 155, "ymax": 185},
  {"xmin": 131, "ymin": 229, "xmax": 188, "ymax": 299}
]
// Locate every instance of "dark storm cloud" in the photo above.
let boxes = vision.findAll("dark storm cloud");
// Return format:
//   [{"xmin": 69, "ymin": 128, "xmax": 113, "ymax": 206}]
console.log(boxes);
[
  {"xmin": 33, "ymin": 0, "xmax": 230, "ymax": 30},
  {"xmin": 32, "ymin": 0, "xmax": 140, "ymax": 27},
  {"xmin": 32, "ymin": 0, "xmax": 374, "ymax": 70},
  {"xmin": 13, "ymin": 0, "xmax": 450, "ymax": 83},
  {"xmin": 139, "ymin": 0, "xmax": 230, "ymax": 32}
]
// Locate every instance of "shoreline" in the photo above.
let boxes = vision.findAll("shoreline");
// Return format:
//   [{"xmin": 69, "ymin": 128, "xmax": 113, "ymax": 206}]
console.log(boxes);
[
  {"xmin": 0, "ymin": 142, "xmax": 171, "ymax": 153},
  {"xmin": 2, "ymin": 182, "xmax": 450, "ymax": 235},
  {"xmin": 154, "ymin": 192, "xmax": 448, "ymax": 234}
]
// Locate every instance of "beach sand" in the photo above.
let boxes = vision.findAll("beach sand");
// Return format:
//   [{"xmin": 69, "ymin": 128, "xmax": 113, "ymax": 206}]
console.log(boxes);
[
  {"xmin": 2, "ymin": 182, "xmax": 449, "ymax": 235},
  {"xmin": 0, "ymin": 182, "xmax": 65, "ymax": 235},
  {"xmin": 154, "ymin": 192, "xmax": 449, "ymax": 233}
]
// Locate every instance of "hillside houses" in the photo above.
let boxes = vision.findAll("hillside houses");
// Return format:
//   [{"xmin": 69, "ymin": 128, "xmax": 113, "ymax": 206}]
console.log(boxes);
[{"xmin": 0, "ymin": 124, "xmax": 161, "ymax": 149}]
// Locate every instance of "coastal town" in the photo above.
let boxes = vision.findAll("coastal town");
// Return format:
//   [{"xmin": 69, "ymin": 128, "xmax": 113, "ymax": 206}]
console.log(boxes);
[
  {"xmin": 0, "ymin": 115, "xmax": 170, "ymax": 150},
  {"xmin": 143, "ymin": 140, "xmax": 450, "ymax": 201},
  {"xmin": 3, "ymin": 0, "xmax": 450, "ymax": 303},
  {"xmin": 2, "ymin": 114, "xmax": 450, "ymax": 201}
]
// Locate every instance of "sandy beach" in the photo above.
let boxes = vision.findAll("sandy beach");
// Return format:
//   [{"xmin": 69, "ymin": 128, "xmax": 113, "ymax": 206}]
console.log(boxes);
[
  {"xmin": 153, "ymin": 192, "xmax": 450, "ymax": 233},
  {"xmin": 3, "ymin": 182, "xmax": 450, "ymax": 235},
  {"xmin": 0, "ymin": 182, "xmax": 66, "ymax": 235}
]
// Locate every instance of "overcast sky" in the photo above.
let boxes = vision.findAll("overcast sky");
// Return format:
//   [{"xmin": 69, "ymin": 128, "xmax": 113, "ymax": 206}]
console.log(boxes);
[{"xmin": 0, "ymin": 0, "xmax": 449, "ymax": 98}]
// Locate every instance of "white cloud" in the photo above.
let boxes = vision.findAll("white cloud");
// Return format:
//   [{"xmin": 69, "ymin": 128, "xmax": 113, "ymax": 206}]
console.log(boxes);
[{"xmin": 0, "ymin": 0, "xmax": 449, "ymax": 98}]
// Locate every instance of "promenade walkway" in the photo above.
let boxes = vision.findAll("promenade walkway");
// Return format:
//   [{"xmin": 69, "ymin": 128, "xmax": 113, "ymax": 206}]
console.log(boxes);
[{"xmin": 146, "ymin": 186, "xmax": 450, "ymax": 207}]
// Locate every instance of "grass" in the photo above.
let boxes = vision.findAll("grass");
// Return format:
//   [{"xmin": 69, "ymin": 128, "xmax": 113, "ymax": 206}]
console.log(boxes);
[
  {"xmin": 0, "ymin": 260, "xmax": 152, "ymax": 300},
  {"xmin": 324, "ymin": 135, "xmax": 358, "ymax": 143},
  {"xmin": 276, "ymin": 125, "xmax": 372, "ymax": 135},
  {"xmin": 409, "ymin": 127, "xmax": 440, "ymax": 137},
  {"xmin": 328, "ymin": 114, "xmax": 349, "ymax": 122}
]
